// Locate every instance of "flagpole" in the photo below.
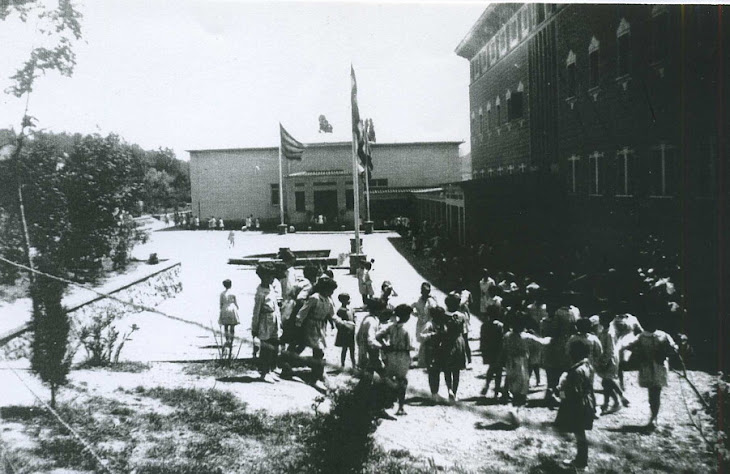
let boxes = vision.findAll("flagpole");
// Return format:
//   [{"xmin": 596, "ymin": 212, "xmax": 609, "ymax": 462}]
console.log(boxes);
[
  {"xmin": 278, "ymin": 136, "xmax": 286, "ymax": 233},
  {"xmin": 351, "ymin": 130, "xmax": 361, "ymax": 255},
  {"xmin": 365, "ymin": 165, "xmax": 371, "ymax": 223}
]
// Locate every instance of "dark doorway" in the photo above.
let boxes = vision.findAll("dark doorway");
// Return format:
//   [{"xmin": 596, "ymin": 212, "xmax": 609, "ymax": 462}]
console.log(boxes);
[{"xmin": 313, "ymin": 190, "xmax": 338, "ymax": 222}]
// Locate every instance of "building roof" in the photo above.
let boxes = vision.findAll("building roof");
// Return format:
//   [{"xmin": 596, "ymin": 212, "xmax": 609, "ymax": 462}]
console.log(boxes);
[
  {"xmin": 369, "ymin": 187, "xmax": 443, "ymax": 195},
  {"xmin": 455, "ymin": 3, "xmax": 523, "ymax": 59},
  {"xmin": 187, "ymin": 140, "xmax": 463, "ymax": 154},
  {"xmin": 287, "ymin": 169, "xmax": 350, "ymax": 178}
]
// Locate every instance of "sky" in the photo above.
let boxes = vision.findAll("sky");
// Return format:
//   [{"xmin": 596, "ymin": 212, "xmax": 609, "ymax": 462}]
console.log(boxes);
[{"xmin": 0, "ymin": 0, "xmax": 487, "ymax": 160}]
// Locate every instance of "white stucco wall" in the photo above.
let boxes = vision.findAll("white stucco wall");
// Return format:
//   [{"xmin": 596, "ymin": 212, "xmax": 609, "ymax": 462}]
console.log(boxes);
[{"xmin": 189, "ymin": 141, "xmax": 461, "ymax": 222}]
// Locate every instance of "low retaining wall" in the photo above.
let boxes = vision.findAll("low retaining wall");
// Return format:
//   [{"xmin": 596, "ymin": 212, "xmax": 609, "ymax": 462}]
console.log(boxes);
[{"xmin": 1, "ymin": 261, "xmax": 182, "ymax": 360}]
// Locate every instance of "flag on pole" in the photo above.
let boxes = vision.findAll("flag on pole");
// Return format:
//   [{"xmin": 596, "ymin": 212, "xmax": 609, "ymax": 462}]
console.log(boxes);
[
  {"xmin": 280, "ymin": 124, "xmax": 305, "ymax": 160},
  {"xmin": 350, "ymin": 66, "xmax": 373, "ymax": 172}
]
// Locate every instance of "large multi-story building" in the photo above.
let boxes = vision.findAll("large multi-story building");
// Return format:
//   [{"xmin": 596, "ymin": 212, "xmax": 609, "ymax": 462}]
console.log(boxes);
[
  {"xmin": 451, "ymin": 4, "xmax": 727, "ymax": 365},
  {"xmin": 453, "ymin": 3, "xmax": 726, "ymax": 245}
]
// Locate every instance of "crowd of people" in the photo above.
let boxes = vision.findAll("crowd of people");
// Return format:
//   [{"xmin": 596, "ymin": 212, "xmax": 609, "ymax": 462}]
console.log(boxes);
[
  {"xmin": 215, "ymin": 239, "xmax": 686, "ymax": 471},
  {"xmin": 172, "ymin": 213, "xmax": 261, "ymax": 232}
]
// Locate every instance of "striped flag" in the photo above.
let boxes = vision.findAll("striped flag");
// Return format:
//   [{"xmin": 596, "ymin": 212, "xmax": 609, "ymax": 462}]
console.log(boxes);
[
  {"xmin": 280, "ymin": 124, "xmax": 305, "ymax": 160},
  {"xmin": 350, "ymin": 66, "xmax": 373, "ymax": 171}
]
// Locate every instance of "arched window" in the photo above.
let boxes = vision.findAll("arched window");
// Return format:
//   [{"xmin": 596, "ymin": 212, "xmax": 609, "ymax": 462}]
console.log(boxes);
[
  {"xmin": 616, "ymin": 19, "xmax": 631, "ymax": 77},
  {"xmin": 486, "ymin": 102, "xmax": 491, "ymax": 130},
  {"xmin": 495, "ymin": 96, "xmax": 502, "ymax": 125},
  {"xmin": 566, "ymin": 50, "xmax": 577, "ymax": 97},
  {"xmin": 508, "ymin": 85, "xmax": 524, "ymax": 120},
  {"xmin": 588, "ymin": 36, "xmax": 600, "ymax": 88}
]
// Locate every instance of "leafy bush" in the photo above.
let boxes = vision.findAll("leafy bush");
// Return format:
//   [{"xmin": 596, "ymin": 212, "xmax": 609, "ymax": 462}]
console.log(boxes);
[
  {"xmin": 298, "ymin": 382, "xmax": 382, "ymax": 474},
  {"xmin": 76, "ymin": 304, "xmax": 139, "ymax": 367},
  {"xmin": 704, "ymin": 373, "xmax": 730, "ymax": 469}
]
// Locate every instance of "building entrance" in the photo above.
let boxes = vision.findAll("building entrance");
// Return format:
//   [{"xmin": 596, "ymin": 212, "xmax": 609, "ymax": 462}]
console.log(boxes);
[{"xmin": 313, "ymin": 190, "xmax": 338, "ymax": 222}]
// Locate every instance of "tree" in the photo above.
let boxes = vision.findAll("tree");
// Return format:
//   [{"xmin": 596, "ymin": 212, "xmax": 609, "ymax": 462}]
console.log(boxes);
[
  {"xmin": 30, "ymin": 274, "xmax": 71, "ymax": 408},
  {"xmin": 2, "ymin": 0, "xmax": 83, "ymax": 98},
  {"xmin": 1, "ymin": 1, "xmax": 84, "ymax": 408},
  {"xmin": 143, "ymin": 167, "xmax": 174, "ymax": 212},
  {"xmin": 0, "ymin": 131, "xmax": 152, "ymax": 407},
  {"xmin": 141, "ymin": 147, "xmax": 190, "ymax": 211}
]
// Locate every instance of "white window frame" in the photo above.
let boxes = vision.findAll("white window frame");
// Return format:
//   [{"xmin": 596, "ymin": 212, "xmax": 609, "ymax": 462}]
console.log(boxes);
[
  {"xmin": 615, "ymin": 147, "xmax": 634, "ymax": 197},
  {"xmin": 650, "ymin": 143, "xmax": 675, "ymax": 197},
  {"xmin": 588, "ymin": 151, "xmax": 603, "ymax": 196},
  {"xmin": 568, "ymin": 155, "xmax": 580, "ymax": 194}
]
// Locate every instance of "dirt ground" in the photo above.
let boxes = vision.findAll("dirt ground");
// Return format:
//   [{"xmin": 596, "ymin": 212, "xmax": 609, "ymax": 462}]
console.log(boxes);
[{"xmin": 0, "ymin": 229, "xmax": 719, "ymax": 473}]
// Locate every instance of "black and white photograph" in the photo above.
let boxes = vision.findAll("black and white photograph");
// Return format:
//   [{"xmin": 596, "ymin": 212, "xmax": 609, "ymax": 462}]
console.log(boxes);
[{"xmin": 0, "ymin": 1, "xmax": 727, "ymax": 472}]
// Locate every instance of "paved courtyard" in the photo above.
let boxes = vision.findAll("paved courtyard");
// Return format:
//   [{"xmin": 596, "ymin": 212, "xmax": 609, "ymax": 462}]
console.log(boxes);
[{"xmin": 122, "ymin": 228, "xmax": 449, "ymax": 363}]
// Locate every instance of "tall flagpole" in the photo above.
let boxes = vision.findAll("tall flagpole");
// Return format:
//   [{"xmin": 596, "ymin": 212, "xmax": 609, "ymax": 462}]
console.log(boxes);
[
  {"xmin": 365, "ymin": 165, "xmax": 371, "ymax": 223},
  {"xmin": 351, "ymin": 131, "xmax": 361, "ymax": 255},
  {"xmin": 278, "ymin": 139, "xmax": 285, "ymax": 228}
]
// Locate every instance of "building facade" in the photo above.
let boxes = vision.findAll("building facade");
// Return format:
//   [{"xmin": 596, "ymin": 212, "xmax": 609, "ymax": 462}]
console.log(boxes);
[
  {"xmin": 455, "ymin": 3, "xmax": 727, "ymax": 245},
  {"xmin": 188, "ymin": 141, "xmax": 461, "ymax": 228}
]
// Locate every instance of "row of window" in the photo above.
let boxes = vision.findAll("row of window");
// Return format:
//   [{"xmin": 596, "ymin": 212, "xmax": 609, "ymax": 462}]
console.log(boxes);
[
  {"xmin": 471, "ymin": 85, "xmax": 525, "ymax": 140},
  {"xmin": 567, "ymin": 145, "xmax": 676, "ymax": 197},
  {"xmin": 473, "ymin": 6, "xmax": 672, "ymax": 90},
  {"xmin": 470, "ymin": 4, "xmax": 559, "ymax": 81},
  {"xmin": 565, "ymin": 9, "xmax": 671, "ymax": 98},
  {"xmin": 271, "ymin": 185, "xmax": 368, "ymax": 212}
]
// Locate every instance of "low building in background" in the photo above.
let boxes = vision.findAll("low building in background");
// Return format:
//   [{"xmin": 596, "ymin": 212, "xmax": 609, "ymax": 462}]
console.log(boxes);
[{"xmin": 188, "ymin": 140, "xmax": 461, "ymax": 229}]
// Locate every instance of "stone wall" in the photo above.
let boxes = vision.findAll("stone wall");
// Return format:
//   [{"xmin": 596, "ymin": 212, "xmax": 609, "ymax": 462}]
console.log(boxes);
[{"xmin": 1, "ymin": 262, "xmax": 182, "ymax": 362}]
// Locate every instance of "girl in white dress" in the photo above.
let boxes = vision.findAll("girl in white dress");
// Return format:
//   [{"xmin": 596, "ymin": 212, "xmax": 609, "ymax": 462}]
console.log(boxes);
[{"xmin": 218, "ymin": 279, "xmax": 240, "ymax": 356}]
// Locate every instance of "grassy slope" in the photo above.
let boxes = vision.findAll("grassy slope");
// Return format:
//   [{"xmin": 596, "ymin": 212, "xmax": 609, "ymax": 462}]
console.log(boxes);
[{"xmin": 0, "ymin": 362, "xmax": 718, "ymax": 474}]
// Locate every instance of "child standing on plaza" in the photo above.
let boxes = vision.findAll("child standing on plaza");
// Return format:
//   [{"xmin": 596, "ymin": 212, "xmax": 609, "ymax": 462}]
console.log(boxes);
[
  {"xmin": 435, "ymin": 293, "xmax": 469, "ymax": 404},
  {"xmin": 413, "ymin": 282, "xmax": 438, "ymax": 368},
  {"xmin": 622, "ymin": 312, "xmax": 678, "ymax": 428},
  {"xmin": 227, "ymin": 230, "xmax": 235, "ymax": 248},
  {"xmin": 459, "ymin": 289, "xmax": 473, "ymax": 369},
  {"xmin": 357, "ymin": 260, "xmax": 375, "ymax": 307},
  {"xmin": 252, "ymin": 263, "xmax": 283, "ymax": 383},
  {"xmin": 419, "ymin": 306, "xmax": 445, "ymax": 403},
  {"xmin": 218, "ymin": 279, "xmax": 240, "ymax": 358},
  {"xmin": 480, "ymin": 304, "xmax": 506, "ymax": 399},
  {"xmin": 501, "ymin": 314, "xmax": 550, "ymax": 422},
  {"xmin": 334, "ymin": 293, "xmax": 357, "ymax": 369},
  {"xmin": 592, "ymin": 313, "xmax": 630, "ymax": 414},
  {"xmin": 376, "ymin": 304, "xmax": 415, "ymax": 416},
  {"xmin": 356, "ymin": 299, "xmax": 387, "ymax": 379},
  {"xmin": 556, "ymin": 338, "xmax": 596, "ymax": 471}
]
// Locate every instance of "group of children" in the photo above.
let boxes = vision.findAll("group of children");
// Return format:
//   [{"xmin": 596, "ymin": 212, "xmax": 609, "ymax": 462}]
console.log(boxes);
[
  {"xmin": 475, "ymin": 268, "xmax": 681, "ymax": 470},
  {"xmin": 220, "ymin": 256, "xmax": 681, "ymax": 472}
]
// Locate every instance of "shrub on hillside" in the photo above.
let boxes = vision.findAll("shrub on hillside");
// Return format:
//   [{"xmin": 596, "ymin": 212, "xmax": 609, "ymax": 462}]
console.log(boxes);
[
  {"xmin": 704, "ymin": 373, "xmax": 730, "ymax": 470},
  {"xmin": 298, "ymin": 383, "xmax": 381, "ymax": 474}
]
